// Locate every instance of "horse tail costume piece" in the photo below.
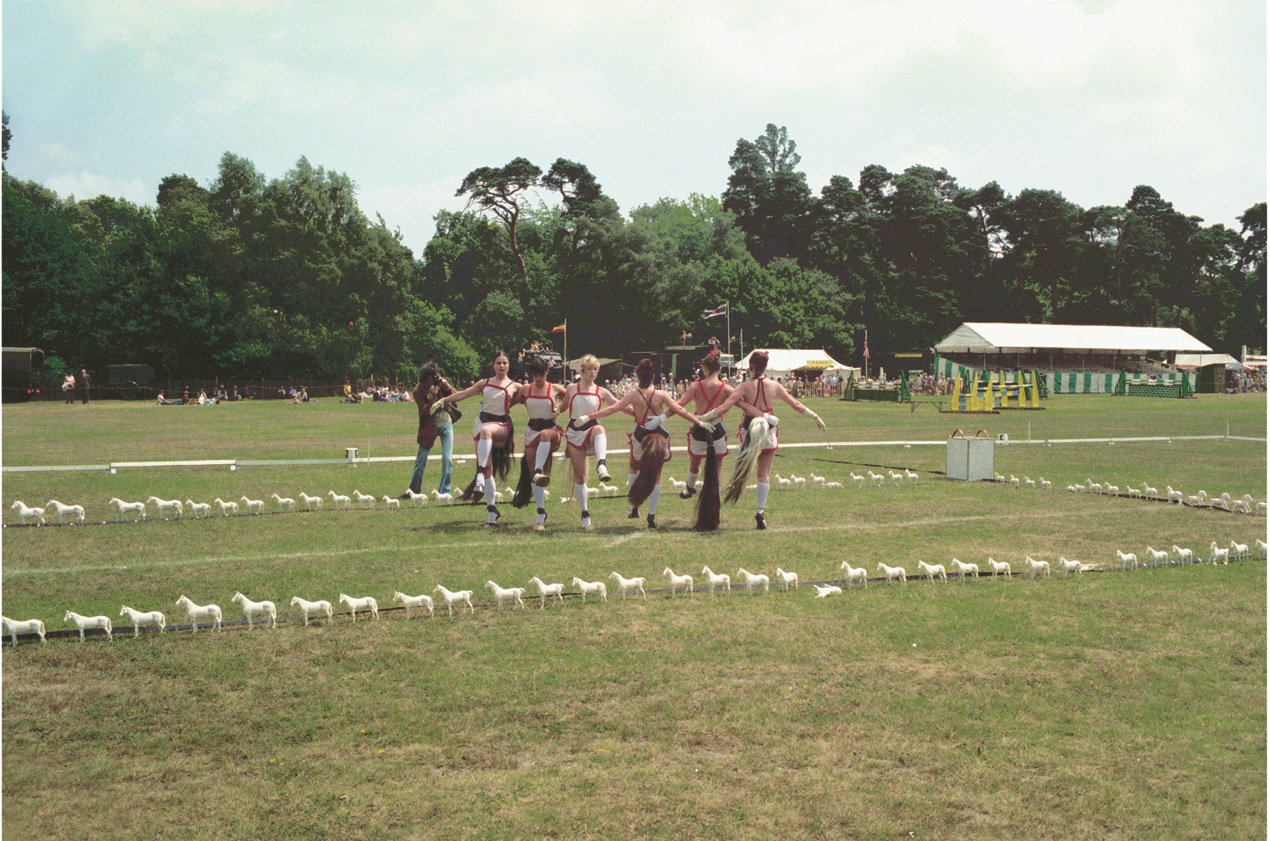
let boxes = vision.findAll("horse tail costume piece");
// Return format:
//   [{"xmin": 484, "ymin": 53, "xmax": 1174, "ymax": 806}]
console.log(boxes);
[
  {"xmin": 627, "ymin": 431, "xmax": 667, "ymax": 509},
  {"xmin": 723, "ymin": 416, "xmax": 769, "ymax": 505},
  {"xmin": 693, "ymin": 445, "xmax": 721, "ymax": 531}
]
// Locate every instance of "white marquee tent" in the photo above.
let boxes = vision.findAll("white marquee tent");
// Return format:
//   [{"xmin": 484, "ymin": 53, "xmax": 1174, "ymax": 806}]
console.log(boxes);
[
  {"xmin": 934, "ymin": 323, "xmax": 1210, "ymax": 354},
  {"xmin": 1174, "ymin": 353, "xmax": 1247, "ymax": 371},
  {"xmin": 737, "ymin": 349, "xmax": 856, "ymax": 377},
  {"xmin": 933, "ymin": 322, "xmax": 1212, "ymax": 394}
]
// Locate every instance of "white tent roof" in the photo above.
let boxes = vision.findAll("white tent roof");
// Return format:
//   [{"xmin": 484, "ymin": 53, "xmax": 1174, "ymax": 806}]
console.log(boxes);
[
  {"xmin": 934, "ymin": 323, "xmax": 1211, "ymax": 354},
  {"xmin": 737, "ymin": 348, "xmax": 855, "ymax": 374},
  {"xmin": 1175, "ymin": 353, "xmax": 1247, "ymax": 370}
]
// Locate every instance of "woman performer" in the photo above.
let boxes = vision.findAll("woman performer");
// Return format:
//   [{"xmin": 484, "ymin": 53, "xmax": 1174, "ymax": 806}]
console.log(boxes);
[
  {"xmin": 697, "ymin": 350, "xmax": 825, "ymax": 530},
  {"xmin": 512, "ymin": 356, "xmax": 566, "ymax": 532},
  {"xmin": 433, "ymin": 351, "xmax": 522, "ymax": 527},
  {"xmin": 406, "ymin": 362, "xmax": 454, "ymax": 499},
  {"xmin": 562, "ymin": 355, "xmax": 623, "ymax": 532},
  {"xmin": 580, "ymin": 357, "xmax": 702, "ymax": 530},
  {"xmin": 678, "ymin": 349, "xmax": 734, "ymax": 531}
]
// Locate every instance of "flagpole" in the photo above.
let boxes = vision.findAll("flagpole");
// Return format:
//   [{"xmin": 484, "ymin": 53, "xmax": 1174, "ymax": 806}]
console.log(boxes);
[
  {"xmin": 726, "ymin": 301, "xmax": 731, "ymax": 360},
  {"xmin": 563, "ymin": 319, "xmax": 568, "ymax": 383}
]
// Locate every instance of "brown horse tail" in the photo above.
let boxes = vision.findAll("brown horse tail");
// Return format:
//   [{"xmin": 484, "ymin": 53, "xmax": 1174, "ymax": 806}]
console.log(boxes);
[
  {"xmin": 692, "ymin": 446, "xmax": 721, "ymax": 532},
  {"xmin": 723, "ymin": 417, "xmax": 766, "ymax": 505},
  {"xmin": 627, "ymin": 435, "xmax": 666, "ymax": 508},
  {"xmin": 511, "ymin": 455, "xmax": 533, "ymax": 508}
]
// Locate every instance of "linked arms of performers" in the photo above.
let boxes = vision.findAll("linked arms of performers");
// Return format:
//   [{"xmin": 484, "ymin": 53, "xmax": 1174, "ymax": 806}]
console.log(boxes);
[
  {"xmin": 696, "ymin": 382, "xmax": 825, "ymax": 431},
  {"xmin": 431, "ymin": 378, "xmax": 486, "ymax": 414},
  {"xmin": 577, "ymin": 388, "xmax": 698, "ymax": 426},
  {"xmin": 778, "ymin": 383, "xmax": 825, "ymax": 430},
  {"xmin": 576, "ymin": 387, "xmax": 637, "ymax": 424},
  {"xmin": 654, "ymin": 391, "xmax": 703, "ymax": 428}
]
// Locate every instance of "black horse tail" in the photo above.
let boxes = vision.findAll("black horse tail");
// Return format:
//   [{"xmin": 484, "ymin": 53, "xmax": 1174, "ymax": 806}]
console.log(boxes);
[
  {"xmin": 692, "ymin": 446, "xmax": 721, "ymax": 532},
  {"xmin": 511, "ymin": 454, "xmax": 533, "ymax": 508}
]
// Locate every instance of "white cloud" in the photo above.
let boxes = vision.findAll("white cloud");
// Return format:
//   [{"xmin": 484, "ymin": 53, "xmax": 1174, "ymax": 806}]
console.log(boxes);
[
  {"xmin": 33, "ymin": 142, "xmax": 85, "ymax": 169},
  {"xmin": 44, "ymin": 171, "xmax": 153, "ymax": 206},
  {"xmin": 359, "ymin": 180, "xmax": 469, "ymax": 256}
]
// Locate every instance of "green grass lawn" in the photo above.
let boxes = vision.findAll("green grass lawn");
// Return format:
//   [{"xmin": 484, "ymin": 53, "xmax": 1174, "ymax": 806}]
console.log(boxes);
[{"xmin": 2, "ymin": 393, "xmax": 1266, "ymax": 839}]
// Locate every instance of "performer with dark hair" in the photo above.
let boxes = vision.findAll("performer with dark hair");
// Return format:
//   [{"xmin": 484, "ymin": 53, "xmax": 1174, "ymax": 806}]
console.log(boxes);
[
  {"xmin": 698, "ymin": 350, "xmax": 826, "ymax": 530},
  {"xmin": 679, "ymin": 349, "xmax": 734, "ymax": 531},
  {"xmin": 512, "ymin": 355, "xmax": 566, "ymax": 531},
  {"xmin": 580, "ymin": 358, "xmax": 702, "ymax": 530},
  {"xmin": 434, "ymin": 351, "xmax": 523, "ymax": 527}
]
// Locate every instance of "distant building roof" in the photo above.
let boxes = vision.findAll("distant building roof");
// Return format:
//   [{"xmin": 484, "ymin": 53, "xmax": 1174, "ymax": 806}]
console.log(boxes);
[
  {"xmin": 1175, "ymin": 353, "xmax": 1246, "ymax": 370},
  {"xmin": 737, "ymin": 348, "xmax": 856, "ymax": 374},
  {"xmin": 934, "ymin": 323, "xmax": 1211, "ymax": 354}
]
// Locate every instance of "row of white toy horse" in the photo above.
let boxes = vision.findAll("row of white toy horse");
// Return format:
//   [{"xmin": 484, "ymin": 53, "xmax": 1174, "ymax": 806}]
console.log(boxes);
[
  {"xmin": 0, "ymin": 565, "xmax": 830, "ymax": 645},
  {"xmin": 8, "ymin": 468, "xmax": 888, "ymax": 526},
  {"xmin": 17, "ymin": 537, "xmax": 1263, "ymax": 645},
  {"xmin": 1061, "ymin": 481, "xmax": 1266, "ymax": 514},
  {"xmin": 9, "ymin": 490, "xmax": 465, "ymax": 525}
]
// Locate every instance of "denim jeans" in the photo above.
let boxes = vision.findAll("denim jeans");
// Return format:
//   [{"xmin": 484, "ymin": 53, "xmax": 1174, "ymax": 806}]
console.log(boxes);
[{"xmin": 410, "ymin": 420, "xmax": 453, "ymax": 495}]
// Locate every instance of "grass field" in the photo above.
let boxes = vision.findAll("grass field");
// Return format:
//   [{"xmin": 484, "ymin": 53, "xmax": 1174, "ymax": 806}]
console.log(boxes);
[{"xmin": 2, "ymin": 394, "xmax": 1266, "ymax": 839}]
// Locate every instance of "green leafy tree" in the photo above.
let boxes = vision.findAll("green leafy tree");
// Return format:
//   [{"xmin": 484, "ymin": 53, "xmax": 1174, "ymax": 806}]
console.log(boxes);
[
  {"xmin": 722, "ymin": 124, "xmax": 815, "ymax": 264},
  {"xmin": 456, "ymin": 157, "xmax": 543, "ymax": 278},
  {"xmin": 995, "ymin": 189, "xmax": 1086, "ymax": 321}
]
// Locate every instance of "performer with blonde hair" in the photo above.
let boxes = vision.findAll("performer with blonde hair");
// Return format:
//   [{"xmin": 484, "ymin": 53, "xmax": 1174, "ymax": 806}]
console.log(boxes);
[{"xmin": 562, "ymin": 354, "xmax": 623, "ymax": 532}]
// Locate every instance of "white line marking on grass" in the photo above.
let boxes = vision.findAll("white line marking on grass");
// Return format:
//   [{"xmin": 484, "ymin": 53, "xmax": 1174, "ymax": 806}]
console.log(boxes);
[
  {"xmin": 605, "ymin": 531, "xmax": 650, "ymax": 548},
  {"xmin": 3, "ymin": 544, "xmax": 454, "ymax": 577},
  {"xmin": 0, "ymin": 506, "xmax": 1136, "ymax": 577}
]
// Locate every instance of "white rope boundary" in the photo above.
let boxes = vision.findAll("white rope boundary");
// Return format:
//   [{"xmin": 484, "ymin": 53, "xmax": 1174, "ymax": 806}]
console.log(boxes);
[{"xmin": 2, "ymin": 434, "xmax": 1263, "ymax": 474}]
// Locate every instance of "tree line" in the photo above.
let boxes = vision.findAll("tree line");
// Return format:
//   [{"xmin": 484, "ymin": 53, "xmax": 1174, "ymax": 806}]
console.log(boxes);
[{"xmin": 3, "ymin": 116, "xmax": 1264, "ymax": 384}]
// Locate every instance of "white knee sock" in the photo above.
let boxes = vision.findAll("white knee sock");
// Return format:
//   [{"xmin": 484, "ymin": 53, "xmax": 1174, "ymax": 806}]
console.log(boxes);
[
  {"xmin": 593, "ymin": 431, "xmax": 608, "ymax": 462},
  {"xmin": 648, "ymin": 484, "xmax": 662, "ymax": 515},
  {"xmin": 686, "ymin": 470, "xmax": 699, "ymax": 489},
  {"xmin": 756, "ymin": 482, "xmax": 770, "ymax": 512},
  {"xmin": 474, "ymin": 439, "xmax": 491, "ymax": 492},
  {"xmin": 534, "ymin": 445, "xmax": 550, "ymax": 472},
  {"xmin": 532, "ymin": 484, "xmax": 546, "ymax": 510},
  {"xmin": 575, "ymin": 482, "xmax": 588, "ymax": 504},
  {"xmin": 627, "ymin": 473, "xmax": 637, "ymax": 487},
  {"xmin": 485, "ymin": 479, "xmax": 498, "ymax": 507}
]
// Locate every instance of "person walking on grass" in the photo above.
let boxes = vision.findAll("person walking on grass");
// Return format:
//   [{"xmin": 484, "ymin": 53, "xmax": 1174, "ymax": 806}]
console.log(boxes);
[
  {"xmin": 698, "ymin": 350, "xmax": 825, "ymax": 530},
  {"xmin": 406, "ymin": 362, "xmax": 455, "ymax": 500}
]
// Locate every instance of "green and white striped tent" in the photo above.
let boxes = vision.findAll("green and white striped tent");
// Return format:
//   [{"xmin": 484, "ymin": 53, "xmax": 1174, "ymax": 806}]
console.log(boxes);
[{"xmin": 932, "ymin": 323, "xmax": 1208, "ymax": 394}]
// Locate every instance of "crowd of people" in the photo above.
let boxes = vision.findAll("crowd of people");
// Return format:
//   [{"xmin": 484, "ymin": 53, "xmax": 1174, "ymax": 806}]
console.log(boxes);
[{"xmin": 411, "ymin": 349, "xmax": 826, "ymax": 533}]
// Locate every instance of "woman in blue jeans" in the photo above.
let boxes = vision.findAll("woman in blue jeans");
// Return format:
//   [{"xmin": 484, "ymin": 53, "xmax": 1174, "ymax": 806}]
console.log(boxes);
[{"xmin": 407, "ymin": 362, "xmax": 454, "ymax": 497}]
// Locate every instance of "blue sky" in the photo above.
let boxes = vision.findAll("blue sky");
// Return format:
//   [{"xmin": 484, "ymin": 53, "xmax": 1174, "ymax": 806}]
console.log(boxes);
[{"xmin": 3, "ymin": 0, "xmax": 1265, "ymax": 257}]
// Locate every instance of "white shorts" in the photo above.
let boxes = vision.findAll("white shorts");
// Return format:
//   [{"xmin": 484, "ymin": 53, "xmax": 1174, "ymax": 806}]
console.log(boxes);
[
  {"xmin": 565, "ymin": 420, "xmax": 600, "ymax": 453},
  {"xmin": 687, "ymin": 423, "xmax": 729, "ymax": 458},
  {"xmin": 628, "ymin": 428, "xmax": 672, "ymax": 463},
  {"xmin": 740, "ymin": 418, "xmax": 778, "ymax": 453},
  {"xmin": 524, "ymin": 422, "xmax": 562, "ymax": 449}
]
